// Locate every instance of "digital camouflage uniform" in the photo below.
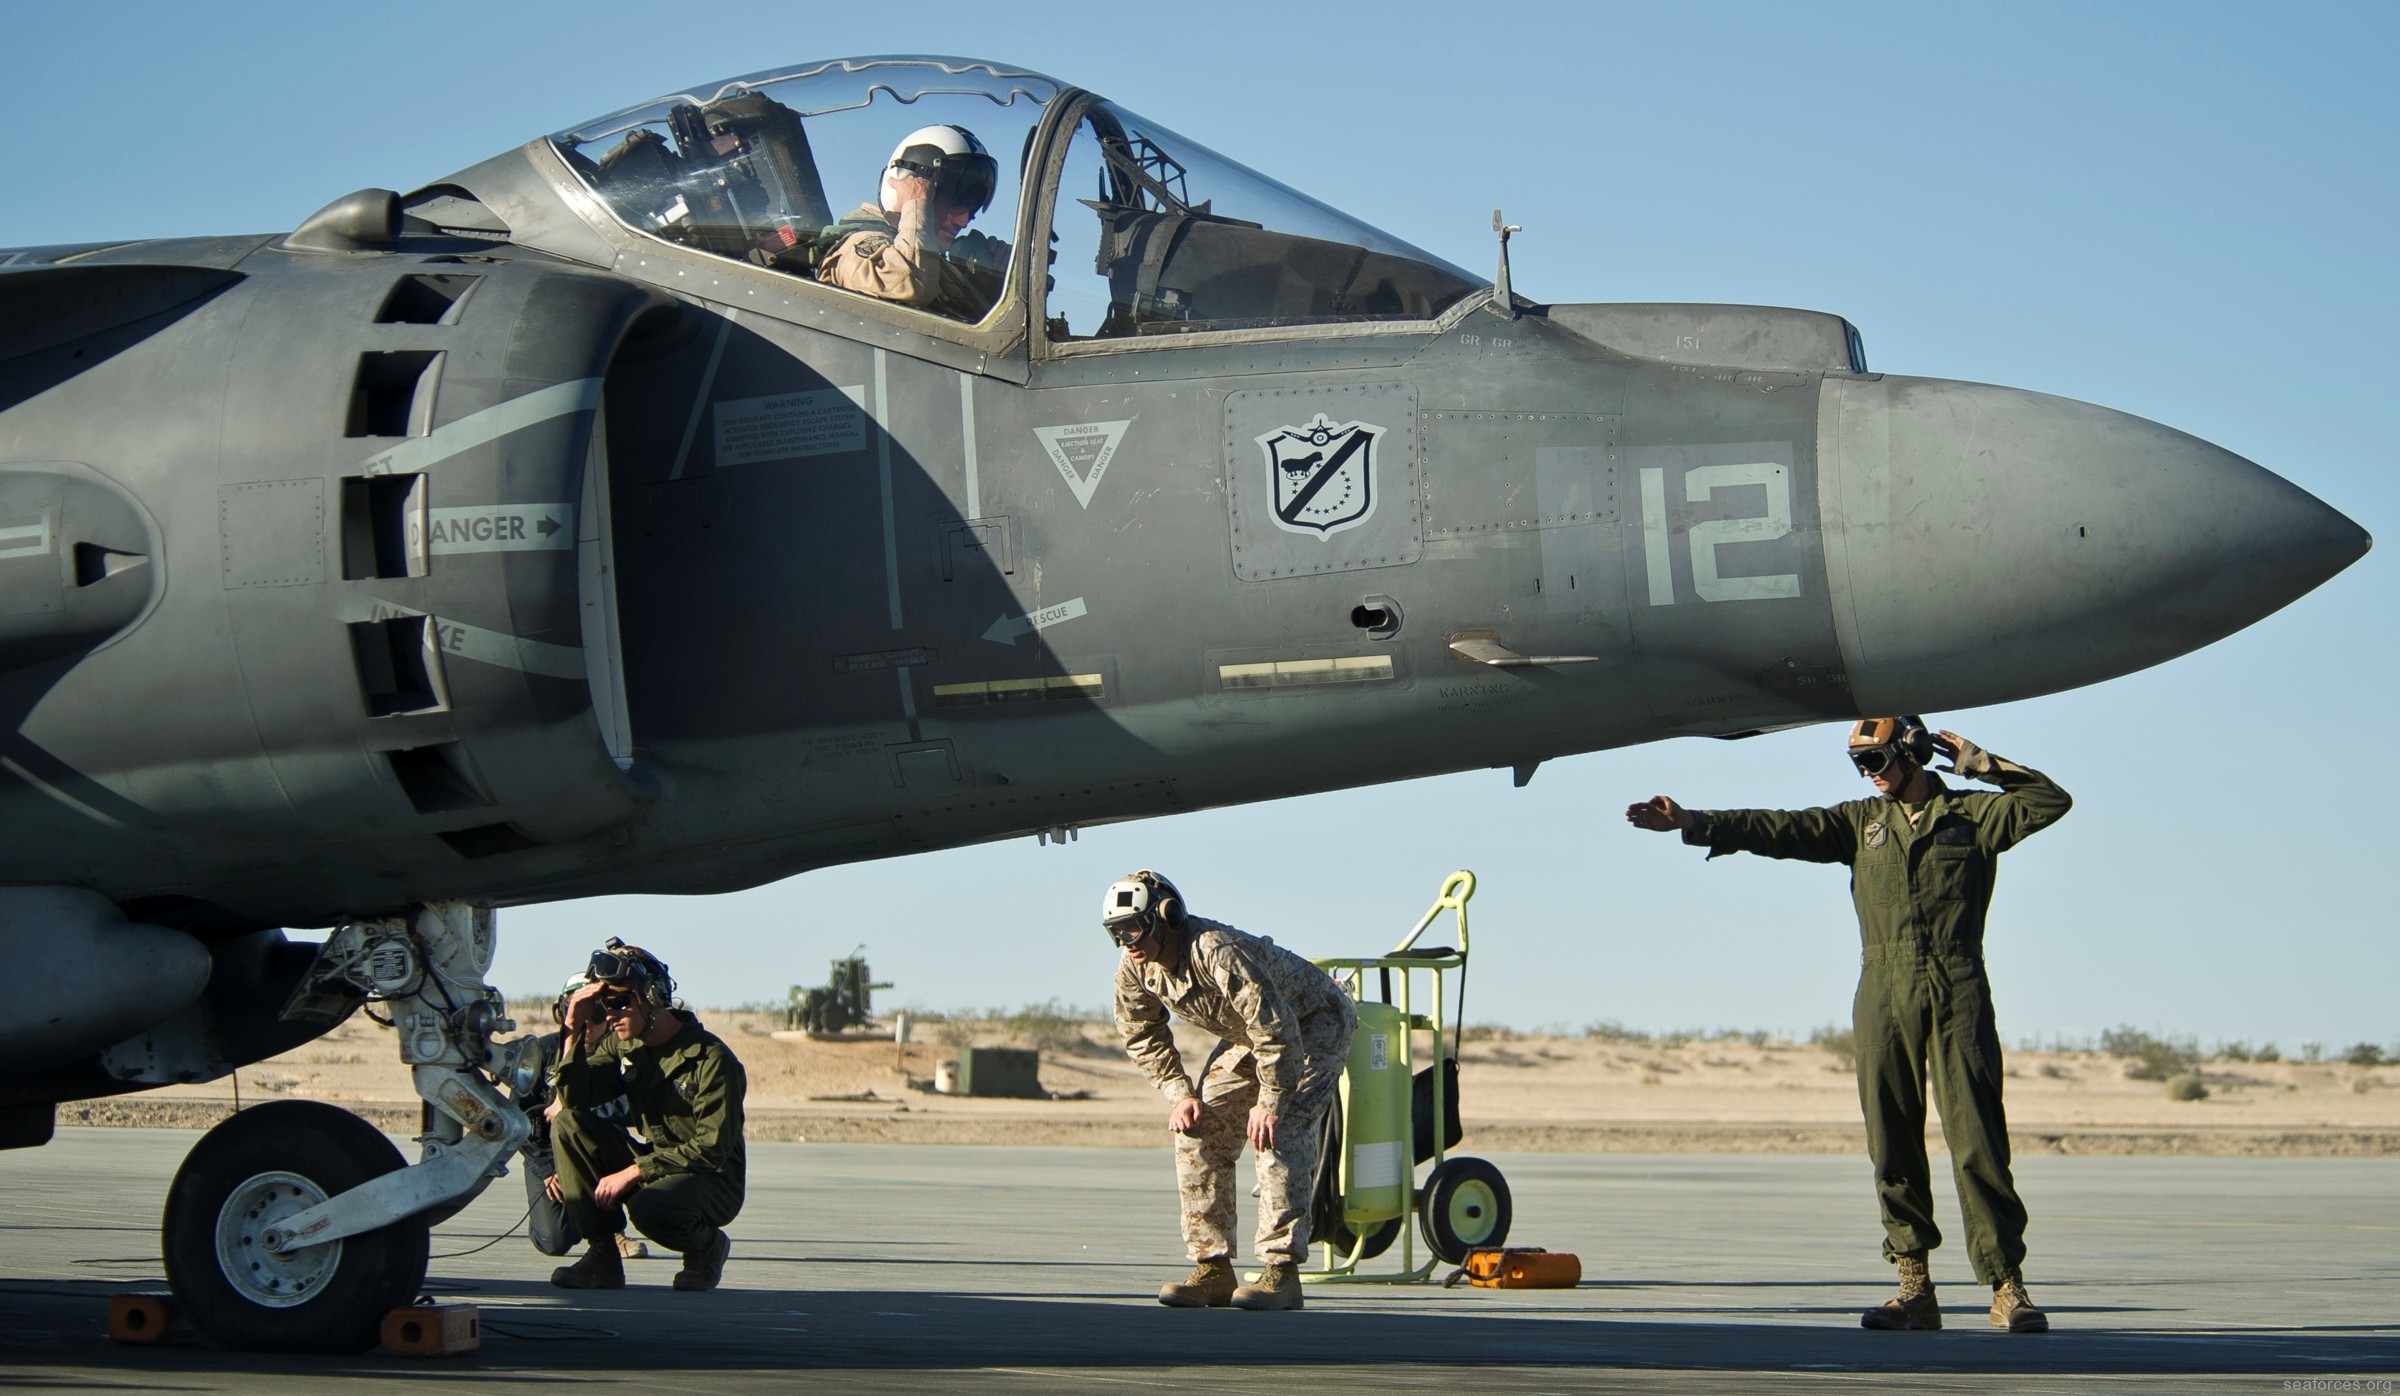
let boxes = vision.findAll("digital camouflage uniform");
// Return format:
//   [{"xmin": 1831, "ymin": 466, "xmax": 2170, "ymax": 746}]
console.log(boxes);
[
  {"xmin": 1115, "ymin": 916, "xmax": 1358, "ymax": 1266},
  {"xmin": 551, "ymin": 1014, "xmax": 747, "ymax": 1258},
  {"xmin": 1683, "ymin": 741, "xmax": 2070, "ymax": 1284},
  {"xmin": 815, "ymin": 201, "xmax": 1007, "ymax": 321}
]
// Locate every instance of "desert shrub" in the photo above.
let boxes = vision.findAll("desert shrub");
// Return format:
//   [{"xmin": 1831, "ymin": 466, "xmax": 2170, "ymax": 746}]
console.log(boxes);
[
  {"xmin": 1810, "ymin": 1024, "xmax": 1856, "ymax": 1068},
  {"xmin": 2216, "ymin": 1040, "xmax": 2255, "ymax": 1063},
  {"xmin": 1460, "ymin": 1023, "xmax": 1520, "ymax": 1044},
  {"xmin": 2103, "ymin": 1025, "xmax": 2196, "ymax": 1081},
  {"xmin": 2354, "ymin": 1078, "xmax": 2377, "ymax": 1095},
  {"xmin": 2342, "ymin": 1042, "xmax": 2389, "ymax": 1067},
  {"xmin": 2256, "ymin": 1044, "xmax": 2282, "ymax": 1063},
  {"xmin": 1584, "ymin": 1020, "xmax": 1653, "ymax": 1045},
  {"xmin": 2300, "ymin": 1041, "xmax": 2325, "ymax": 1063},
  {"xmin": 2164, "ymin": 1074, "xmax": 2209, "ymax": 1102},
  {"xmin": 994, "ymin": 1000, "xmax": 1102, "ymax": 1053},
  {"xmin": 1659, "ymin": 1031, "xmax": 1694, "ymax": 1049},
  {"xmin": 908, "ymin": 1001, "xmax": 1107, "ymax": 1052}
]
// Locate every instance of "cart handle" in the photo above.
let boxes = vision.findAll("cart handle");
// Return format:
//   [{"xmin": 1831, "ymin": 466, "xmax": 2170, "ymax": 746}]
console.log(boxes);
[{"xmin": 1388, "ymin": 870, "xmax": 1473, "ymax": 958}]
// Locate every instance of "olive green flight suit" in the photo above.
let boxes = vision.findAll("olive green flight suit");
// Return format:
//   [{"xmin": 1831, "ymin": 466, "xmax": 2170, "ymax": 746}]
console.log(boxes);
[
  {"xmin": 1685, "ymin": 742, "xmax": 2070, "ymax": 1284},
  {"xmin": 552, "ymin": 1014, "xmax": 747, "ymax": 1257}
]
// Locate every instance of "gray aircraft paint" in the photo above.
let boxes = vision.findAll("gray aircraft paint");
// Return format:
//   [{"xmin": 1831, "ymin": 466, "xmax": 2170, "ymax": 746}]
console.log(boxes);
[{"xmin": 0, "ymin": 56, "xmax": 2366, "ymax": 1127}]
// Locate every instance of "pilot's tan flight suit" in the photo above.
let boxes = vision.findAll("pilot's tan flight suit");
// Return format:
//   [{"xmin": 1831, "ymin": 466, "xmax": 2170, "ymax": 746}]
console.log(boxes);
[{"xmin": 815, "ymin": 203, "xmax": 1004, "ymax": 321}]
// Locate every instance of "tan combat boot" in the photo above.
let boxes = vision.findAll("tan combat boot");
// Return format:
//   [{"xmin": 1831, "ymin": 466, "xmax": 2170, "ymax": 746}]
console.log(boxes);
[
  {"xmin": 615, "ymin": 1231, "xmax": 650, "ymax": 1260},
  {"xmin": 672, "ymin": 1227, "xmax": 732, "ymax": 1292},
  {"xmin": 1229, "ymin": 1261, "xmax": 1304, "ymax": 1311},
  {"xmin": 549, "ymin": 1243, "xmax": 626, "ymax": 1290},
  {"xmin": 1860, "ymin": 1250, "xmax": 1939, "ymax": 1330},
  {"xmin": 1990, "ymin": 1275, "xmax": 2049, "ymax": 1333},
  {"xmin": 1157, "ymin": 1257, "xmax": 1236, "ymax": 1308}
]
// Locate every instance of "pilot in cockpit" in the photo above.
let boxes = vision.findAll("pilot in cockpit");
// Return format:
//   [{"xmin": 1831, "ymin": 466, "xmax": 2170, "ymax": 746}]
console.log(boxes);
[{"xmin": 816, "ymin": 124, "xmax": 1010, "ymax": 321}]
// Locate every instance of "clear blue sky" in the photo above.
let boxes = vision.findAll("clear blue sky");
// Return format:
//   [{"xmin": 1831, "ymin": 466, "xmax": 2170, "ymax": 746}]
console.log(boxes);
[{"xmin": 4, "ymin": 2, "xmax": 2390, "ymax": 1050}]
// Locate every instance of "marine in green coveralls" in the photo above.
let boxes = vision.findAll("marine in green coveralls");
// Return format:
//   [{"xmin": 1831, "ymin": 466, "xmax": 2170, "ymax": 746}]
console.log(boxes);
[
  {"xmin": 1627, "ymin": 717, "xmax": 2068, "ymax": 1333},
  {"xmin": 547, "ymin": 940, "xmax": 747, "ymax": 1294}
]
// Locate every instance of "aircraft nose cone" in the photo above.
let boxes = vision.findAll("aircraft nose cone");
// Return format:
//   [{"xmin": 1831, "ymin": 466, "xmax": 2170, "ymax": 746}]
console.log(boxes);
[{"xmin": 1818, "ymin": 375, "xmax": 2371, "ymax": 714}]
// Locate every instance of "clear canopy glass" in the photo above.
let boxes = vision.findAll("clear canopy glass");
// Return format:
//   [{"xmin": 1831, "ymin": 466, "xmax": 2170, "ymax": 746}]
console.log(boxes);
[
  {"xmin": 1044, "ymin": 100, "xmax": 1483, "ymax": 340},
  {"xmin": 552, "ymin": 57, "xmax": 1059, "ymax": 324},
  {"xmin": 550, "ymin": 58, "xmax": 1483, "ymax": 340}
]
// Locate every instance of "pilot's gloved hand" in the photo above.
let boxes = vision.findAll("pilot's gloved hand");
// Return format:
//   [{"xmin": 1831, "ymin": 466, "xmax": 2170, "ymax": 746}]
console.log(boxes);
[{"xmin": 950, "ymin": 229, "xmax": 1009, "ymax": 271}]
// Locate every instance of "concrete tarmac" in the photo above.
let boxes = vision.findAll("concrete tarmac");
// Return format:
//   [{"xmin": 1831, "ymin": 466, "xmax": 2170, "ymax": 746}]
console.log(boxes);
[{"xmin": 1, "ymin": 1126, "xmax": 2394, "ymax": 1392}]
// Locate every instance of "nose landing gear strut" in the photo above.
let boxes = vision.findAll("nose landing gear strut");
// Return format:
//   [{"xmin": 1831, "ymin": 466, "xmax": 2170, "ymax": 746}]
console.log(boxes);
[{"xmin": 160, "ymin": 901, "xmax": 533, "ymax": 1352}]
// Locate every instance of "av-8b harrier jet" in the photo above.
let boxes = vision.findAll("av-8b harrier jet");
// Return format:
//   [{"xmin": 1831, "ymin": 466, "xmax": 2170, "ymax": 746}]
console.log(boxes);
[{"xmin": 0, "ymin": 55, "xmax": 2367, "ymax": 1349}]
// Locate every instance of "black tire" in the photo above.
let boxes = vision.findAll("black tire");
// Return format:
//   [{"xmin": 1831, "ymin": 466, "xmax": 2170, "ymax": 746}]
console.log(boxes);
[
  {"xmin": 1323, "ymin": 1213, "xmax": 1404, "ymax": 1262},
  {"xmin": 1417, "ymin": 1156, "xmax": 1512, "ymax": 1265},
  {"xmin": 163, "ymin": 1100, "xmax": 429, "ymax": 1353}
]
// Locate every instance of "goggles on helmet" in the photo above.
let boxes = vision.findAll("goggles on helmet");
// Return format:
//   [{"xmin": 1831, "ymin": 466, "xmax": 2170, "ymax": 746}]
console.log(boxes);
[
  {"xmin": 587, "ymin": 947, "xmax": 645, "ymax": 983},
  {"xmin": 587, "ymin": 940, "xmax": 672, "ymax": 999},
  {"xmin": 1851, "ymin": 745, "xmax": 1899, "ymax": 777}
]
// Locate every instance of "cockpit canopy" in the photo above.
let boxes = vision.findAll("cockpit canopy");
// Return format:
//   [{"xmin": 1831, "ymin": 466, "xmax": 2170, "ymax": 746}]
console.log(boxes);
[{"xmin": 551, "ymin": 56, "xmax": 1483, "ymax": 340}]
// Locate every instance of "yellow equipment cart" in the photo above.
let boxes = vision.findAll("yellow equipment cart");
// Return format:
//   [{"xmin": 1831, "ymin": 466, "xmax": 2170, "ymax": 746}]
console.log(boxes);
[{"xmin": 1305, "ymin": 869, "xmax": 1512, "ymax": 1284}]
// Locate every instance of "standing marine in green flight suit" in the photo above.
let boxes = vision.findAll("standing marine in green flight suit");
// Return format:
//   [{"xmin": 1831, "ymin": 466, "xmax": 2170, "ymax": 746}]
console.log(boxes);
[{"xmin": 1626, "ymin": 716, "xmax": 2069, "ymax": 1334}]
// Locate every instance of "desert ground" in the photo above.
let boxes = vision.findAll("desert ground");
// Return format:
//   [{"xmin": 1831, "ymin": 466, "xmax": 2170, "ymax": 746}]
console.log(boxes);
[{"xmin": 59, "ymin": 1011, "xmax": 2400, "ymax": 1155}]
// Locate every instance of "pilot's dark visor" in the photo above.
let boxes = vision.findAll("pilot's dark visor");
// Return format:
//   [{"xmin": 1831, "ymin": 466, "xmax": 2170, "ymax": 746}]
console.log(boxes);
[{"xmin": 893, "ymin": 146, "xmax": 997, "ymax": 215}]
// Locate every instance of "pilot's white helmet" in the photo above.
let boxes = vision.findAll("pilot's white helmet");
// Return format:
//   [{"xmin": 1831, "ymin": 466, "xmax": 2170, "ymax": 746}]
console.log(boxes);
[{"xmin": 883, "ymin": 124, "xmax": 998, "ymax": 215}]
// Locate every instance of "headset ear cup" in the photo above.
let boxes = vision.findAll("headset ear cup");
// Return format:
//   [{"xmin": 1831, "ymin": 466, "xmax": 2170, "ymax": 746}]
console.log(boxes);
[{"xmin": 1158, "ymin": 895, "xmax": 1182, "ymax": 929}]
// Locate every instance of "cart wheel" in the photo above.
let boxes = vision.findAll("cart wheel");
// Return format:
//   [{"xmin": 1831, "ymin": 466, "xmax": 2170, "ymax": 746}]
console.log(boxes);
[
  {"xmin": 1418, "ymin": 1156, "xmax": 1512, "ymax": 1264},
  {"xmin": 1324, "ymin": 1214, "xmax": 1403, "ymax": 1262}
]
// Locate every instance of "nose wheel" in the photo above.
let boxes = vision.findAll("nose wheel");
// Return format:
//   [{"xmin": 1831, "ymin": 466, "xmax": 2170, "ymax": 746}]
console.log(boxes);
[{"xmin": 163, "ymin": 1101, "xmax": 429, "ymax": 1352}]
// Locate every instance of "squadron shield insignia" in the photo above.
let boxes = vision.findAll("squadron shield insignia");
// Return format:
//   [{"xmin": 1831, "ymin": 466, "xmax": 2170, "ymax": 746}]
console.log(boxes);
[{"xmin": 1258, "ymin": 414, "xmax": 1383, "ymax": 537}]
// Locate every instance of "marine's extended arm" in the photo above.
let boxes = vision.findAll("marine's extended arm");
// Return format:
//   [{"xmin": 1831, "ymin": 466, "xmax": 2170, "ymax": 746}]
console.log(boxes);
[{"xmin": 1685, "ymin": 804, "xmax": 1858, "ymax": 865}]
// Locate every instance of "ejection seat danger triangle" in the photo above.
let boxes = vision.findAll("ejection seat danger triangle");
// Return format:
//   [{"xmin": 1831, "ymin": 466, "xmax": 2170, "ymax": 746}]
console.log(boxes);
[{"xmin": 1032, "ymin": 419, "xmax": 1132, "ymax": 509}]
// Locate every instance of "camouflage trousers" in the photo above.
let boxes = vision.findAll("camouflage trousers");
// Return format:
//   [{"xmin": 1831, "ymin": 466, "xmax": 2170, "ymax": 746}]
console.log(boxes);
[{"xmin": 1176, "ymin": 1018, "xmax": 1351, "ymax": 1266}]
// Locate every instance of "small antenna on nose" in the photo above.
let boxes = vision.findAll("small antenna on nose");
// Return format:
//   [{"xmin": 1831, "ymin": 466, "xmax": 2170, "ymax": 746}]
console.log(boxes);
[{"xmin": 1491, "ymin": 209, "xmax": 1522, "ymax": 320}]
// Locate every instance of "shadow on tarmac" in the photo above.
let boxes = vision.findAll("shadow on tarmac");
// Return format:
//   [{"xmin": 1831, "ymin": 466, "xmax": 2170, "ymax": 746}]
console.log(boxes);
[{"xmin": 4, "ymin": 1273, "xmax": 2396, "ymax": 1384}]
